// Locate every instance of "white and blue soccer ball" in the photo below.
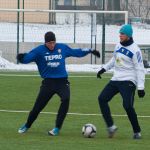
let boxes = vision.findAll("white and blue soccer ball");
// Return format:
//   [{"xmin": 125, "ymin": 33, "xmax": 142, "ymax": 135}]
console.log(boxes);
[{"xmin": 82, "ymin": 123, "xmax": 96, "ymax": 138}]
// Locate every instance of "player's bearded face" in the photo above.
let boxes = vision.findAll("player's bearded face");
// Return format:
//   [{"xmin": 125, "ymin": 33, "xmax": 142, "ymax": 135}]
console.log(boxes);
[
  {"xmin": 45, "ymin": 41, "xmax": 56, "ymax": 51},
  {"xmin": 119, "ymin": 33, "xmax": 129, "ymax": 42}
]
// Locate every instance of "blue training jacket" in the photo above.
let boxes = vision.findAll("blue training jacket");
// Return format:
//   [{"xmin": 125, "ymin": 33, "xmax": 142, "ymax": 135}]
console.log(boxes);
[{"xmin": 22, "ymin": 43, "xmax": 91, "ymax": 78}]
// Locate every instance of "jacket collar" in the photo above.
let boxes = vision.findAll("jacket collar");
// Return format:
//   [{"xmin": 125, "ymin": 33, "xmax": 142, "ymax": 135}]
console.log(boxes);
[{"xmin": 120, "ymin": 37, "xmax": 134, "ymax": 47}]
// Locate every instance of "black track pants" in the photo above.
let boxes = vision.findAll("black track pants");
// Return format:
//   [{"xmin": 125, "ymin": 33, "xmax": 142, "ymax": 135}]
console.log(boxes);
[
  {"xmin": 25, "ymin": 78, "xmax": 70, "ymax": 129},
  {"xmin": 98, "ymin": 81, "xmax": 141, "ymax": 133}
]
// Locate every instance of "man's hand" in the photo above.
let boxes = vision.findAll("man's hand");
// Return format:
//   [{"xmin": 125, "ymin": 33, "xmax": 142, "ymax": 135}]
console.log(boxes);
[
  {"xmin": 91, "ymin": 50, "xmax": 100, "ymax": 58},
  {"xmin": 138, "ymin": 90, "xmax": 145, "ymax": 98},
  {"xmin": 16, "ymin": 53, "xmax": 26, "ymax": 63},
  {"xmin": 97, "ymin": 68, "xmax": 106, "ymax": 79}
]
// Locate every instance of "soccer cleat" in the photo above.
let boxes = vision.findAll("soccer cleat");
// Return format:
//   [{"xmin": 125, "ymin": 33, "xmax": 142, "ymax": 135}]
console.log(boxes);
[
  {"xmin": 48, "ymin": 128, "xmax": 59, "ymax": 136},
  {"xmin": 18, "ymin": 124, "xmax": 29, "ymax": 133},
  {"xmin": 107, "ymin": 125, "xmax": 118, "ymax": 138},
  {"xmin": 133, "ymin": 132, "xmax": 142, "ymax": 139}
]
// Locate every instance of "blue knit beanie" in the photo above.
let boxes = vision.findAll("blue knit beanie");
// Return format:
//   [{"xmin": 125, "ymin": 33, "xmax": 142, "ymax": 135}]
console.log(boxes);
[{"xmin": 119, "ymin": 24, "xmax": 133, "ymax": 37}]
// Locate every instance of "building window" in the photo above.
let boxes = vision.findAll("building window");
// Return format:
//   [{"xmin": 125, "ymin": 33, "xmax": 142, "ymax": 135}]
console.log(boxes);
[{"xmin": 64, "ymin": 0, "xmax": 72, "ymax": 5}]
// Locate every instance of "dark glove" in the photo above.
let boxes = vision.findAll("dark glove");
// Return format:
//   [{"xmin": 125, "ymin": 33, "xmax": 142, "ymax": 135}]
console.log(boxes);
[
  {"xmin": 97, "ymin": 68, "xmax": 106, "ymax": 79},
  {"xmin": 16, "ymin": 53, "xmax": 26, "ymax": 63},
  {"xmin": 138, "ymin": 90, "xmax": 145, "ymax": 98},
  {"xmin": 91, "ymin": 50, "xmax": 100, "ymax": 58}
]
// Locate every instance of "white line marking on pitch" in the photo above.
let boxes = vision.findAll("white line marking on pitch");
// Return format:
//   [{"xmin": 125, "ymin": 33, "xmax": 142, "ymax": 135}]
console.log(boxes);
[
  {"xmin": 0, "ymin": 74, "xmax": 108, "ymax": 78},
  {"xmin": 0, "ymin": 74, "xmax": 39, "ymax": 77},
  {"xmin": 0, "ymin": 73, "xmax": 150, "ymax": 79},
  {"xmin": 0, "ymin": 109, "xmax": 149, "ymax": 118}
]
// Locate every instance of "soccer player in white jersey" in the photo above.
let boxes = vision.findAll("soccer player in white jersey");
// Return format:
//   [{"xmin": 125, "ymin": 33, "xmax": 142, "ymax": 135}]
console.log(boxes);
[{"xmin": 97, "ymin": 24, "xmax": 145, "ymax": 139}]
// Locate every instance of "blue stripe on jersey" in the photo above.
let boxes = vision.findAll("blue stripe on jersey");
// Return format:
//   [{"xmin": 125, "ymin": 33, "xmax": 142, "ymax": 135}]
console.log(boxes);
[
  {"xmin": 136, "ymin": 51, "xmax": 142, "ymax": 63},
  {"xmin": 116, "ymin": 47, "xmax": 133, "ymax": 58}
]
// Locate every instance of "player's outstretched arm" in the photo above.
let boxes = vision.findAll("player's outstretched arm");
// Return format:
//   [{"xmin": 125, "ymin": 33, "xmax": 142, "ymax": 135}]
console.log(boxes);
[
  {"xmin": 16, "ymin": 49, "xmax": 37, "ymax": 64},
  {"xmin": 65, "ymin": 45, "xmax": 100, "ymax": 58}
]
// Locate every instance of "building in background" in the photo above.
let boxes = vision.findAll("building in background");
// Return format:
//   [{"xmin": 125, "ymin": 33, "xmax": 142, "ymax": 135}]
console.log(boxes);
[{"xmin": 0, "ymin": 0, "xmax": 149, "ymax": 24}]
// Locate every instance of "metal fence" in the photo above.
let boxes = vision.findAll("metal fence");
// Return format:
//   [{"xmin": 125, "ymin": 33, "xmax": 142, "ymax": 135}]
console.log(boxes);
[{"xmin": 0, "ymin": 8, "xmax": 128, "ymax": 64}]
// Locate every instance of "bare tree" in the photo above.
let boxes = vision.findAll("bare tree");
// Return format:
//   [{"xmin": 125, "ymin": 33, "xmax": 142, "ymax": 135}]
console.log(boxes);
[
  {"xmin": 105, "ymin": 0, "xmax": 150, "ymax": 23},
  {"xmin": 144, "ymin": 0, "xmax": 150, "ymax": 19},
  {"xmin": 128, "ymin": 0, "xmax": 150, "ymax": 20}
]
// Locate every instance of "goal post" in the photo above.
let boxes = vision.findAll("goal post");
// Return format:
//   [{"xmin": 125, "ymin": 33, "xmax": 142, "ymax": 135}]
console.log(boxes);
[
  {"xmin": 0, "ymin": 8, "xmax": 128, "ymax": 24},
  {"xmin": 0, "ymin": 8, "xmax": 128, "ymax": 64}
]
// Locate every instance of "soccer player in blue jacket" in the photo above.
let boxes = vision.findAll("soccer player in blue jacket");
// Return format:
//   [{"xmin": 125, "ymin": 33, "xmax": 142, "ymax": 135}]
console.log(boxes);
[{"xmin": 17, "ymin": 31, "xmax": 100, "ymax": 136}]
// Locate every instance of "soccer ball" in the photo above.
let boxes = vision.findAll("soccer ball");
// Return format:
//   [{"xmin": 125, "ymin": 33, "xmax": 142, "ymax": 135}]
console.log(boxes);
[{"xmin": 82, "ymin": 123, "xmax": 96, "ymax": 138}]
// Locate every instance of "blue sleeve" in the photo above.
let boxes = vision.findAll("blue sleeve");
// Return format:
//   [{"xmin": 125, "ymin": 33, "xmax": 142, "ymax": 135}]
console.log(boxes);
[
  {"xmin": 65, "ymin": 45, "xmax": 91, "ymax": 58},
  {"xmin": 22, "ymin": 48, "xmax": 38, "ymax": 64}
]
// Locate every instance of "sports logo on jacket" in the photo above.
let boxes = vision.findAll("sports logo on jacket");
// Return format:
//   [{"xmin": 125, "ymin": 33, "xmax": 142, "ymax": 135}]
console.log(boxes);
[
  {"xmin": 58, "ymin": 49, "xmax": 62, "ymax": 53},
  {"xmin": 116, "ymin": 47, "xmax": 133, "ymax": 59},
  {"xmin": 116, "ymin": 57, "xmax": 124, "ymax": 66}
]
